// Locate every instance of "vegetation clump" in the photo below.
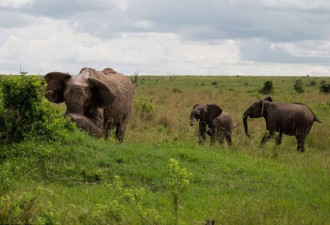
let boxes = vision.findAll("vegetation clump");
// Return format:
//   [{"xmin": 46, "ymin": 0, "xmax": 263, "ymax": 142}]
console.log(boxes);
[
  {"xmin": 172, "ymin": 88, "xmax": 182, "ymax": 93},
  {"xmin": 168, "ymin": 158, "xmax": 193, "ymax": 224},
  {"xmin": 309, "ymin": 80, "xmax": 317, "ymax": 86},
  {"xmin": 293, "ymin": 79, "xmax": 305, "ymax": 93},
  {"xmin": 0, "ymin": 75, "xmax": 72, "ymax": 143},
  {"xmin": 259, "ymin": 81, "xmax": 274, "ymax": 94},
  {"xmin": 320, "ymin": 82, "xmax": 330, "ymax": 94}
]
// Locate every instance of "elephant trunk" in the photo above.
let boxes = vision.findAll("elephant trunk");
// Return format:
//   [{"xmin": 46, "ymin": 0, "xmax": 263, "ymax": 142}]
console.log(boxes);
[
  {"xmin": 66, "ymin": 113, "xmax": 102, "ymax": 138},
  {"xmin": 243, "ymin": 115, "xmax": 250, "ymax": 137},
  {"xmin": 190, "ymin": 109, "xmax": 197, "ymax": 126}
]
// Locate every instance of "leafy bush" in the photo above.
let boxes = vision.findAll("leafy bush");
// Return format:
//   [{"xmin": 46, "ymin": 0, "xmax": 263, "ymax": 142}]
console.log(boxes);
[
  {"xmin": 134, "ymin": 98, "xmax": 155, "ymax": 121},
  {"xmin": 259, "ymin": 81, "xmax": 274, "ymax": 94},
  {"xmin": 0, "ymin": 75, "xmax": 72, "ymax": 143},
  {"xmin": 293, "ymin": 79, "xmax": 305, "ymax": 93},
  {"xmin": 320, "ymin": 82, "xmax": 330, "ymax": 94},
  {"xmin": 0, "ymin": 191, "xmax": 61, "ymax": 225},
  {"xmin": 172, "ymin": 88, "xmax": 182, "ymax": 93},
  {"xmin": 309, "ymin": 80, "xmax": 317, "ymax": 86},
  {"xmin": 168, "ymin": 159, "xmax": 193, "ymax": 224}
]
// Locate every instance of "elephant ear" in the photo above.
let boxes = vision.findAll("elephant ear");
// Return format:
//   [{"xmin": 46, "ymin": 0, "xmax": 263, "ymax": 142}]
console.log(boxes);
[
  {"xmin": 264, "ymin": 96, "xmax": 273, "ymax": 102},
  {"xmin": 44, "ymin": 72, "xmax": 71, "ymax": 103},
  {"xmin": 261, "ymin": 96, "xmax": 272, "ymax": 115},
  {"xmin": 88, "ymin": 77, "xmax": 116, "ymax": 108},
  {"xmin": 206, "ymin": 104, "xmax": 222, "ymax": 121}
]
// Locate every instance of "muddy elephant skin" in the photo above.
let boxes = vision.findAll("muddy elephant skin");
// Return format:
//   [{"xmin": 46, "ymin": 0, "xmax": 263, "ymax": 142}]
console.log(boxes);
[{"xmin": 45, "ymin": 67, "xmax": 134, "ymax": 142}]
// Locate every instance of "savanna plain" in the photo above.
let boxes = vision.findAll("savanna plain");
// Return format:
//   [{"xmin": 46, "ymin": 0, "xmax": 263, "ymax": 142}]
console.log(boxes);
[{"xmin": 0, "ymin": 75, "xmax": 329, "ymax": 224}]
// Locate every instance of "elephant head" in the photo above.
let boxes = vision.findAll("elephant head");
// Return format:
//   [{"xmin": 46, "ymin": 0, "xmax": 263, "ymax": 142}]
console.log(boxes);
[
  {"xmin": 45, "ymin": 70, "xmax": 116, "ymax": 118},
  {"xmin": 242, "ymin": 96, "xmax": 273, "ymax": 137},
  {"xmin": 190, "ymin": 104, "xmax": 223, "ymax": 126}
]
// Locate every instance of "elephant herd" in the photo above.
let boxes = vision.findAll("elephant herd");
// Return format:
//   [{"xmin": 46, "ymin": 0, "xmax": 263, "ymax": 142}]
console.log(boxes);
[
  {"xmin": 45, "ymin": 67, "xmax": 321, "ymax": 152},
  {"xmin": 190, "ymin": 96, "xmax": 321, "ymax": 152}
]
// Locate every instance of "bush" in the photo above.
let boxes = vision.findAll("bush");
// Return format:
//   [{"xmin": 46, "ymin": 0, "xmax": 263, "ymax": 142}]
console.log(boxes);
[
  {"xmin": 309, "ymin": 80, "xmax": 317, "ymax": 86},
  {"xmin": 172, "ymin": 88, "xmax": 182, "ymax": 93},
  {"xmin": 259, "ymin": 81, "xmax": 274, "ymax": 94},
  {"xmin": 0, "ymin": 75, "xmax": 71, "ymax": 143},
  {"xmin": 320, "ymin": 82, "xmax": 330, "ymax": 94},
  {"xmin": 211, "ymin": 81, "xmax": 218, "ymax": 86},
  {"xmin": 134, "ymin": 98, "xmax": 155, "ymax": 121},
  {"xmin": 293, "ymin": 79, "xmax": 305, "ymax": 93}
]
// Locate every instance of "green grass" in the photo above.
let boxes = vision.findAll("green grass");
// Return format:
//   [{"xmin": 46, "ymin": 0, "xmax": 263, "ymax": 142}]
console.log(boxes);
[{"xmin": 0, "ymin": 75, "xmax": 329, "ymax": 224}]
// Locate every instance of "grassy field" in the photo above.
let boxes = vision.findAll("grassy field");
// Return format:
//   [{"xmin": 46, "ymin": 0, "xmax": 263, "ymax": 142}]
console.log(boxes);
[{"xmin": 0, "ymin": 75, "xmax": 329, "ymax": 224}]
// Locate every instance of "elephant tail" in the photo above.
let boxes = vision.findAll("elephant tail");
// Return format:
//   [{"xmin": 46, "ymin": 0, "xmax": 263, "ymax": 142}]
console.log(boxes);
[
  {"xmin": 233, "ymin": 123, "xmax": 239, "ymax": 128},
  {"xmin": 314, "ymin": 116, "xmax": 321, "ymax": 123}
]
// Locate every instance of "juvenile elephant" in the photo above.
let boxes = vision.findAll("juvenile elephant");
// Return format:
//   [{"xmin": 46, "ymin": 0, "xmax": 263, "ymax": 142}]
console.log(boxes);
[
  {"xmin": 45, "ymin": 67, "xmax": 134, "ymax": 142},
  {"xmin": 242, "ymin": 96, "xmax": 321, "ymax": 152},
  {"xmin": 190, "ymin": 104, "xmax": 223, "ymax": 144},
  {"xmin": 208, "ymin": 112, "xmax": 238, "ymax": 146}
]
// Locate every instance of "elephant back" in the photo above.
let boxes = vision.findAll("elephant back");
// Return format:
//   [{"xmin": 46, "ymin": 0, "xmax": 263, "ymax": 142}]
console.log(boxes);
[{"xmin": 102, "ymin": 68, "xmax": 118, "ymax": 75}]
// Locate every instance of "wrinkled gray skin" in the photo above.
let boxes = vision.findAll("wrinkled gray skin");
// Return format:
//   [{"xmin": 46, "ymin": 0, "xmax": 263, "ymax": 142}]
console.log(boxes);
[
  {"xmin": 45, "ymin": 67, "xmax": 134, "ymax": 142},
  {"xmin": 190, "ymin": 104, "xmax": 223, "ymax": 144},
  {"xmin": 209, "ymin": 112, "xmax": 238, "ymax": 146},
  {"xmin": 243, "ymin": 96, "xmax": 321, "ymax": 152}
]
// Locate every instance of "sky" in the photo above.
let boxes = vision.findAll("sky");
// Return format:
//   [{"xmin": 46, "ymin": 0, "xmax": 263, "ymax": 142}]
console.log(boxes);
[{"xmin": 0, "ymin": 0, "xmax": 329, "ymax": 76}]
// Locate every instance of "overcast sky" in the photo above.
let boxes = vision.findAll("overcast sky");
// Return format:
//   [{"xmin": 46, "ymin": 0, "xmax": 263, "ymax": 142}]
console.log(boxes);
[{"xmin": 0, "ymin": 0, "xmax": 329, "ymax": 76}]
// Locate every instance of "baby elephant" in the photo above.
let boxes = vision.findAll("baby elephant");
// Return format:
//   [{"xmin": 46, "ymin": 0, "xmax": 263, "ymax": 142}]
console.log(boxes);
[
  {"xmin": 190, "ymin": 104, "xmax": 223, "ymax": 144},
  {"xmin": 208, "ymin": 111, "xmax": 238, "ymax": 146}
]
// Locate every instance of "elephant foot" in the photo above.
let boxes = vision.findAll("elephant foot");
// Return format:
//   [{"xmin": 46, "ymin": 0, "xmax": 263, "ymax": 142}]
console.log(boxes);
[{"xmin": 66, "ymin": 113, "xmax": 102, "ymax": 138}]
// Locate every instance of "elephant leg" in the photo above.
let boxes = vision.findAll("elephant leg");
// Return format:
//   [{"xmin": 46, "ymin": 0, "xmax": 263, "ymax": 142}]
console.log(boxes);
[
  {"xmin": 275, "ymin": 132, "xmax": 283, "ymax": 146},
  {"xmin": 225, "ymin": 134, "xmax": 232, "ymax": 147},
  {"xmin": 115, "ymin": 113, "xmax": 130, "ymax": 142},
  {"xmin": 210, "ymin": 129, "xmax": 216, "ymax": 144},
  {"xmin": 199, "ymin": 122, "xmax": 207, "ymax": 144},
  {"xmin": 219, "ymin": 133, "xmax": 225, "ymax": 144},
  {"xmin": 261, "ymin": 130, "xmax": 274, "ymax": 146},
  {"xmin": 296, "ymin": 135, "xmax": 306, "ymax": 152},
  {"xmin": 104, "ymin": 117, "xmax": 114, "ymax": 140},
  {"xmin": 208, "ymin": 124, "xmax": 216, "ymax": 144}
]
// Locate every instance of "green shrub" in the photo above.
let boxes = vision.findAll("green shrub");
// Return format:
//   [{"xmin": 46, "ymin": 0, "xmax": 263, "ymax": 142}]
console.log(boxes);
[
  {"xmin": 259, "ymin": 81, "xmax": 274, "ymax": 94},
  {"xmin": 0, "ymin": 191, "xmax": 61, "ymax": 225},
  {"xmin": 172, "ymin": 88, "xmax": 182, "ymax": 93},
  {"xmin": 309, "ymin": 80, "xmax": 317, "ymax": 86},
  {"xmin": 0, "ymin": 192, "xmax": 37, "ymax": 224},
  {"xmin": 320, "ymin": 82, "xmax": 330, "ymax": 94},
  {"xmin": 168, "ymin": 159, "xmax": 193, "ymax": 224},
  {"xmin": 0, "ymin": 75, "xmax": 71, "ymax": 143},
  {"xmin": 134, "ymin": 98, "xmax": 155, "ymax": 121},
  {"xmin": 293, "ymin": 79, "xmax": 304, "ymax": 93}
]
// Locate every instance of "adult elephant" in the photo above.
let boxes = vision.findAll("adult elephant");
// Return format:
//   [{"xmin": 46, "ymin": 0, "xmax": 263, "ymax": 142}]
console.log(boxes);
[
  {"xmin": 242, "ymin": 96, "xmax": 321, "ymax": 152},
  {"xmin": 45, "ymin": 67, "xmax": 134, "ymax": 142},
  {"xmin": 190, "ymin": 104, "xmax": 223, "ymax": 144}
]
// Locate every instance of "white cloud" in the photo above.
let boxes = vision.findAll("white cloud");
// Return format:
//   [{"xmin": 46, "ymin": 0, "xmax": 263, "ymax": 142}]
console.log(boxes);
[
  {"xmin": 270, "ymin": 41, "xmax": 330, "ymax": 58},
  {"xmin": 260, "ymin": 0, "xmax": 330, "ymax": 9},
  {"xmin": 0, "ymin": 0, "xmax": 329, "ymax": 76},
  {"xmin": 0, "ymin": 0, "xmax": 34, "ymax": 8},
  {"xmin": 0, "ymin": 17, "xmax": 241, "ymax": 75}
]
